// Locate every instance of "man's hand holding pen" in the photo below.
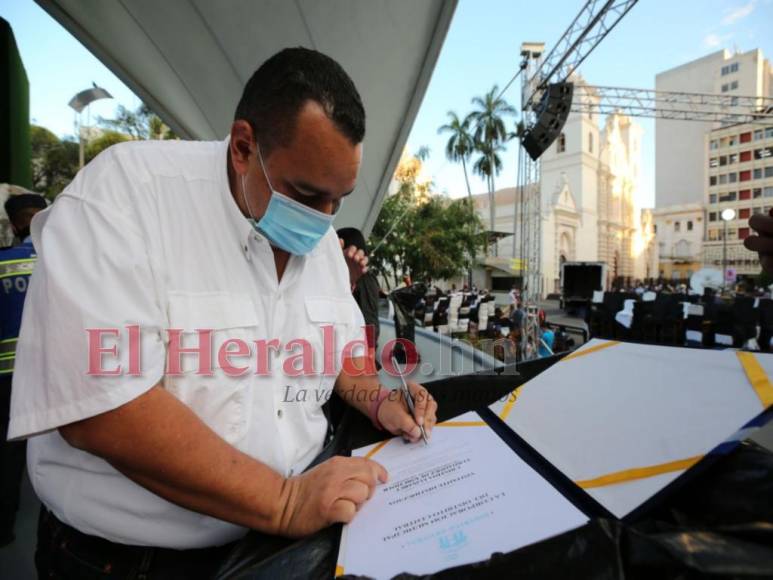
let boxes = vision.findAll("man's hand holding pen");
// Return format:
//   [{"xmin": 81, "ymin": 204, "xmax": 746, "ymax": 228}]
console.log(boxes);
[{"xmin": 377, "ymin": 381, "xmax": 436, "ymax": 444}]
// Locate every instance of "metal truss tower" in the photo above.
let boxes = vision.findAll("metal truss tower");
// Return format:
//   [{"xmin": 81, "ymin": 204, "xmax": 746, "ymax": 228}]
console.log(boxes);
[
  {"xmin": 514, "ymin": 1, "xmax": 639, "ymax": 359},
  {"xmin": 571, "ymin": 85, "xmax": 773, "ymax": 125}
]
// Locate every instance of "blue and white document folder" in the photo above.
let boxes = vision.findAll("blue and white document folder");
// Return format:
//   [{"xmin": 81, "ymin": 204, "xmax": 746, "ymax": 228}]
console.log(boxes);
[{"xmin": 336, "ymin": 340, "xmax": 773, "ymax": 578}]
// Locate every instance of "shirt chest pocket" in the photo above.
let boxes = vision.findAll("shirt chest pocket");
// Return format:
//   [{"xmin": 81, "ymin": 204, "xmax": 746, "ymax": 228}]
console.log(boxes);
[
  {"xmin": 163, "ymin": 292, "xmax": 259, "ymax": 446},
  {"xmin": 285, "ymin": 296, "xmax": 357, "ymax": 407}
]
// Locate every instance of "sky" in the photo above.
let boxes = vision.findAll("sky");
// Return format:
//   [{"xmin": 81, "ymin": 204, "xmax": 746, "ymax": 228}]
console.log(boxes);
[{"xmin": 2, "ymin": 0, "xmax": 773, "ymax": 208}]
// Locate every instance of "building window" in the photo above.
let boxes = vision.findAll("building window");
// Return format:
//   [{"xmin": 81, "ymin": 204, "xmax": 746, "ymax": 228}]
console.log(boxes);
[
  {"xmin": 740, "ymin": 170, "xmax": 751, "ymax": 181},
  {"xmin": 719, "ymin": 191, "xmax": 737, "ymax": 202},
  {"xmin": 755, "ymin": 147, "xmax": 773, "ymax": 160},
  {"xmin": 741, "ymin": 132, "xmax": 752, "ymax": 143},
  {"xmin": 721, "ymin": 83, "xmax": 729, "ymax": 93},
  {"xmin": 709, "ymin": 157, "xmax": 718, "ymax": 168},
  {"xmin": 708, "ymin": 229, "xmax": 720, "ymax": 241},
  {"xmin": 730, "ymin": 80, "xmax": 738, "ymax": 90},
  {"xmin": 754, "ymin": 130, "xmax": 764, "ymax": 141},
  {"xmin": 674, "ymin": 221, "xmax": 680, "ymax": 232},
  {"xmin": 766, "ymin": 166, "xmax": 773, "ymax": 178},
  {"xmin": 719, "ymin": 155, "xmax": 727, "ymax": 166},
  {"xmin": 721, "ymin": 62, "xmax": 739, "ymax": 75},
  {"xmin": 653, "ymin": 224, "xmax": 657, "ymax": 233},
  {"xmin": 765, "ymin": 186, "xmax": 773, "ymax": 198},
  {"xmin": 588, "ymin": 132, "xmax": 593, "ymax": 153},
  {"xmin": 728, "ymin": 172, "xmax": 737, "ymax": 183},
  {"xmin": 719, "ymin": 174, "xmax": 728, "ymax": 185},
  {"xmin": 754, "ymin": 168, "xmax": 763, "ymax": 179},
  {"xmin": 739, "ymin": 208, "xmax": 751, "ymax": 219},
  {"xmin": 709, "ymin": 193, "xmax": 717, "ymax": 203},
  {"xmin": 740, "ymin": 189, "xmax": 751, "ymax": 200},
  {"xmin": 709, "ymin": 212, "xmax": 717, "ymax": 221},
  {"xmin": 710, "ymin": 176, "xmax": 717, "ymax": 186},
  {"xmin": 753, "ymin": 207, "xmax": 764, "ymax": 215},
  {"xmin": 728, "ymin": 136, "xmax": 737, "ymax": 147},
  {"xmin": 557, "ymin": 132, "xmax": 566, "ymax": 153},
  {"xmin": 687, "ymin": 220, "xmax": 693, "ymax": 231},
  {"xmin": 766, "ymin": 127, "xmax": 773, "ymax": 139},
  {"xmin": 739, "ymin": 227, "xmax": 750, "ymax": 240},
  {"xmin": 728, "ymin": 153, "xmax": 738, "ymax": 164},
  {"xmin": 754, "ymin": 188, "xmax": 763, "ymax": 198},
  {"xmin": 710, "ymin": 139, "xmax": 719, "ymax": 150},
  {"xmin": 740, "ymin": 150, "xmax": 752, "ymax": 162}
]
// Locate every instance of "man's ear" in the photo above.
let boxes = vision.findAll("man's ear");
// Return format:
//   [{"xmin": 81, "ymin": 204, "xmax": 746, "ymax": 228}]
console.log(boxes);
[{"xmin": 229, "ymin": 120, "xmax": 254, "ymax": 176}]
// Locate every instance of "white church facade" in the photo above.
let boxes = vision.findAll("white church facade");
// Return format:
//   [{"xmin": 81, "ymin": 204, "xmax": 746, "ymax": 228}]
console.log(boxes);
[{"xmin": 472, "ymin": 80, "xmax": 657, "ymax": 296}]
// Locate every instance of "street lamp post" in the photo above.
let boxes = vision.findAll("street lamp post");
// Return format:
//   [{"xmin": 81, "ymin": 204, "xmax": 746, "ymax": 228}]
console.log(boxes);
[
  {"xmin": 721, "ymin": 208, "xmax": 736, "ymax": 291},
  {"xmin": 68, "ymin": 85, "xmax": 113, "ymax": 169}
]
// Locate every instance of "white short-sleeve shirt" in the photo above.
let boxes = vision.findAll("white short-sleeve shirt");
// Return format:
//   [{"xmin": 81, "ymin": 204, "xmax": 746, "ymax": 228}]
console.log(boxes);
[{"xmin": 8, "ymin": 138, "xmax": 365, "ymax": 549}]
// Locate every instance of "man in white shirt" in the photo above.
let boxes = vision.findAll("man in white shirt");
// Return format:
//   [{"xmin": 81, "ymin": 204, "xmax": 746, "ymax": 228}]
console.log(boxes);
[
  {"xmin": 9, "ymin": 47, "xmax": 437, "ymax": 578},
  {"xmin": 508, "ymin": 285, "xmax": 519, "ymax": 308}
]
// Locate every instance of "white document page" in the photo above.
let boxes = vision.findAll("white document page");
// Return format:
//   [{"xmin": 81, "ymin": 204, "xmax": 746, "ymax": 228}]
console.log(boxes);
[
  {"xmin": 489, "ymin": 340, "xmax": 772, "ymax": 518},
  {"xmin": 336, "ymin": 411, "xmax": 588, "ymax": 579}
]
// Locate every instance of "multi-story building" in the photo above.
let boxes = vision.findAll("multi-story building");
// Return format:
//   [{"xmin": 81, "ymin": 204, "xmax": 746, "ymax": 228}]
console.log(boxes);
[
  {"xmin": 656, "ymin": 48, "xmax": 773, "ymax": 208},
  {"xmin": 651, "ymin": 204, "xmax": 705, "ymax": 281},
  {"xmin": 703, "ymin": 121, "xmax": 773, "ymax": 279}
]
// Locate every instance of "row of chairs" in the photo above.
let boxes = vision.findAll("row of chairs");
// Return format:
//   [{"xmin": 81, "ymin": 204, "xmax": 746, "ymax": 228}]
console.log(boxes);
[
  {"xmin": 590, "ymin": 292, "xmax": 768, "ymax": 349},
  {"xmin": 418, "ymin": 293, "xmax": 497, "ymax": 337}
]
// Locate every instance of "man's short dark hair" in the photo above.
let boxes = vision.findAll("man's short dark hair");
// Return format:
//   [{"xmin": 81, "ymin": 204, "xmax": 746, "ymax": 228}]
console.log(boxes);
[
  {"xmin": 5, "ymin": 193, "xmax": 47, "ymax": 224},
  {"xmin": 235, "ymin": 47, "xmax": 365, "ymax": 154},
  {"xmin": 337, "ymin": 227, "xmax": 368, "ymax": 255}
]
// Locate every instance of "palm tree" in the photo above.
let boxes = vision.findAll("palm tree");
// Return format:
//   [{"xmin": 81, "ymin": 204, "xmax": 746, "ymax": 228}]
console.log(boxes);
[
  {"xmin": 472, "ymin": 140, "xmax": 506, "ymax": 255},
  {"xmin": 469, "ymin": 85, "xmax": 516, "ymax": 255},
  {"xmin": 437, "ymin": 111, "xmax": 474, "ymax": 201}
]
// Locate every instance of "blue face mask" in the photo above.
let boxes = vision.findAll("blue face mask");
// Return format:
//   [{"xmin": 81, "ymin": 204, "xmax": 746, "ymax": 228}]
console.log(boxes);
[{"xmin": 241, "ymin": 145, "xmax": 339, "ymax": 256}]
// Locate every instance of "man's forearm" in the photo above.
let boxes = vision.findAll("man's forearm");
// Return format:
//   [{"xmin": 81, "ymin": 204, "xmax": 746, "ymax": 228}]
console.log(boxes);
[
  {"xmin": 334, "ymin": 356, "xmax": 382, "ymax": 416},
  {"xmin": 59, "ymin": 384, "xmax": 290, "ymax": 534}
]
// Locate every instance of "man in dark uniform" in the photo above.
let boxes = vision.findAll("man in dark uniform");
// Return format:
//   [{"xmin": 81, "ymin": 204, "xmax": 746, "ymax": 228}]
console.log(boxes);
[{"xmin": 0, "ymin": 192, "xmax": 47, "ymax": 546}]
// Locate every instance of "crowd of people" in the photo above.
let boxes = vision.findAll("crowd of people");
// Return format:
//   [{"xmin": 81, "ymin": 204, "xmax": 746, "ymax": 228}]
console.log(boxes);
[
  {"xmin": 608, "ymin": 277, "xmax": 773, "ymax": 300},
  {"xmin": 412, "ymin": 284, "xmax": 572, "ymax": 362}
]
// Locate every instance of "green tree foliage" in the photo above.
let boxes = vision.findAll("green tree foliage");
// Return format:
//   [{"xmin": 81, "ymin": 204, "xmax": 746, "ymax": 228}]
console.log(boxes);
[
  {"xmin": 85, "ymin": 130, "xmax": 131, "ymax": 163},
  {"xmin": 99, "ymin": 104, "xmax": 176, "ymax": 140},
  {"xmin": 438, "ymin": 111, "xmax": 475, "ymax": 201},
  {"xmin": 30, "ymin": 125, "xmax": 78, "ymax": 198},
  {"xmin": 468, "ymin": 85, "xmax": 516, "ymax": 254},
  {"xmin": 369, "ymin": 152, "xmax": 485, "ymax": 289},
  {"xmin": 29, "ymin": 102, "xmax": 174, "ymax": 198}
]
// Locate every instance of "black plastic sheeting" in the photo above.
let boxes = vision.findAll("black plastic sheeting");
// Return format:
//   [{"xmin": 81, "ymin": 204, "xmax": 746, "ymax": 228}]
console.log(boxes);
[{"xmin": 214, "ymin": 356, "xmax": 773, "ymax": 580}]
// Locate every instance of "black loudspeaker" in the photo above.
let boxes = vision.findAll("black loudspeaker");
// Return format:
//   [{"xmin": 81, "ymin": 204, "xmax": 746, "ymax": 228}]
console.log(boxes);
[{"xmin": 521, "ymin": 82, "xmax": 574, "ymax": 161}]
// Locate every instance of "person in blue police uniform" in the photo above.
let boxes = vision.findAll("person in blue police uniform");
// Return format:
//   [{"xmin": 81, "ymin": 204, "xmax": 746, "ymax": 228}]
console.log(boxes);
[{"xmin": 0, "ymin": 192, "xmax": 47, "ymax": 546}]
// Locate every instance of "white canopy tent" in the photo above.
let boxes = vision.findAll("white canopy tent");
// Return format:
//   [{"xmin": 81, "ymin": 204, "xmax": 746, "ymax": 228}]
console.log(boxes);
[{"xmin": 37, "ymin": 0, "xmax": 457, "ymax": 233}]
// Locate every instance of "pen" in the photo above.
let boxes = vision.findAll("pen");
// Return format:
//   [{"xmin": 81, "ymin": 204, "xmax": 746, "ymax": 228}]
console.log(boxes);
[{"xmin": 391, "ymin": 355, "xmax": 429, "ymax": 446}]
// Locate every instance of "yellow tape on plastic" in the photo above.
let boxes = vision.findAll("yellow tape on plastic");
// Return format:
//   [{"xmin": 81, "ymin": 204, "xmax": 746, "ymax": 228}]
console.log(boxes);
[
  {"xmin": 561, "ymin": 340, "xmax": 620, "ymax": 362},
  {"xmin": 736, "ymin": 351, "xmax": 773, "ymax": 409},
  {"xmin": 498, "ymin": 385, "xmax": 523, "ymax": 421},
  {"xmin": 575, "ymin": 455, "xmax": 703, "ymax": 489}
]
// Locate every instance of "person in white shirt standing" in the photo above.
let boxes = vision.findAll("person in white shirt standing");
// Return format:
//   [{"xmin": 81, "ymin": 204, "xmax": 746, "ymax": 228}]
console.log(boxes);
[{"xmin": 8, "ymin": 47, "xmax": 437, "ymax": 579}]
